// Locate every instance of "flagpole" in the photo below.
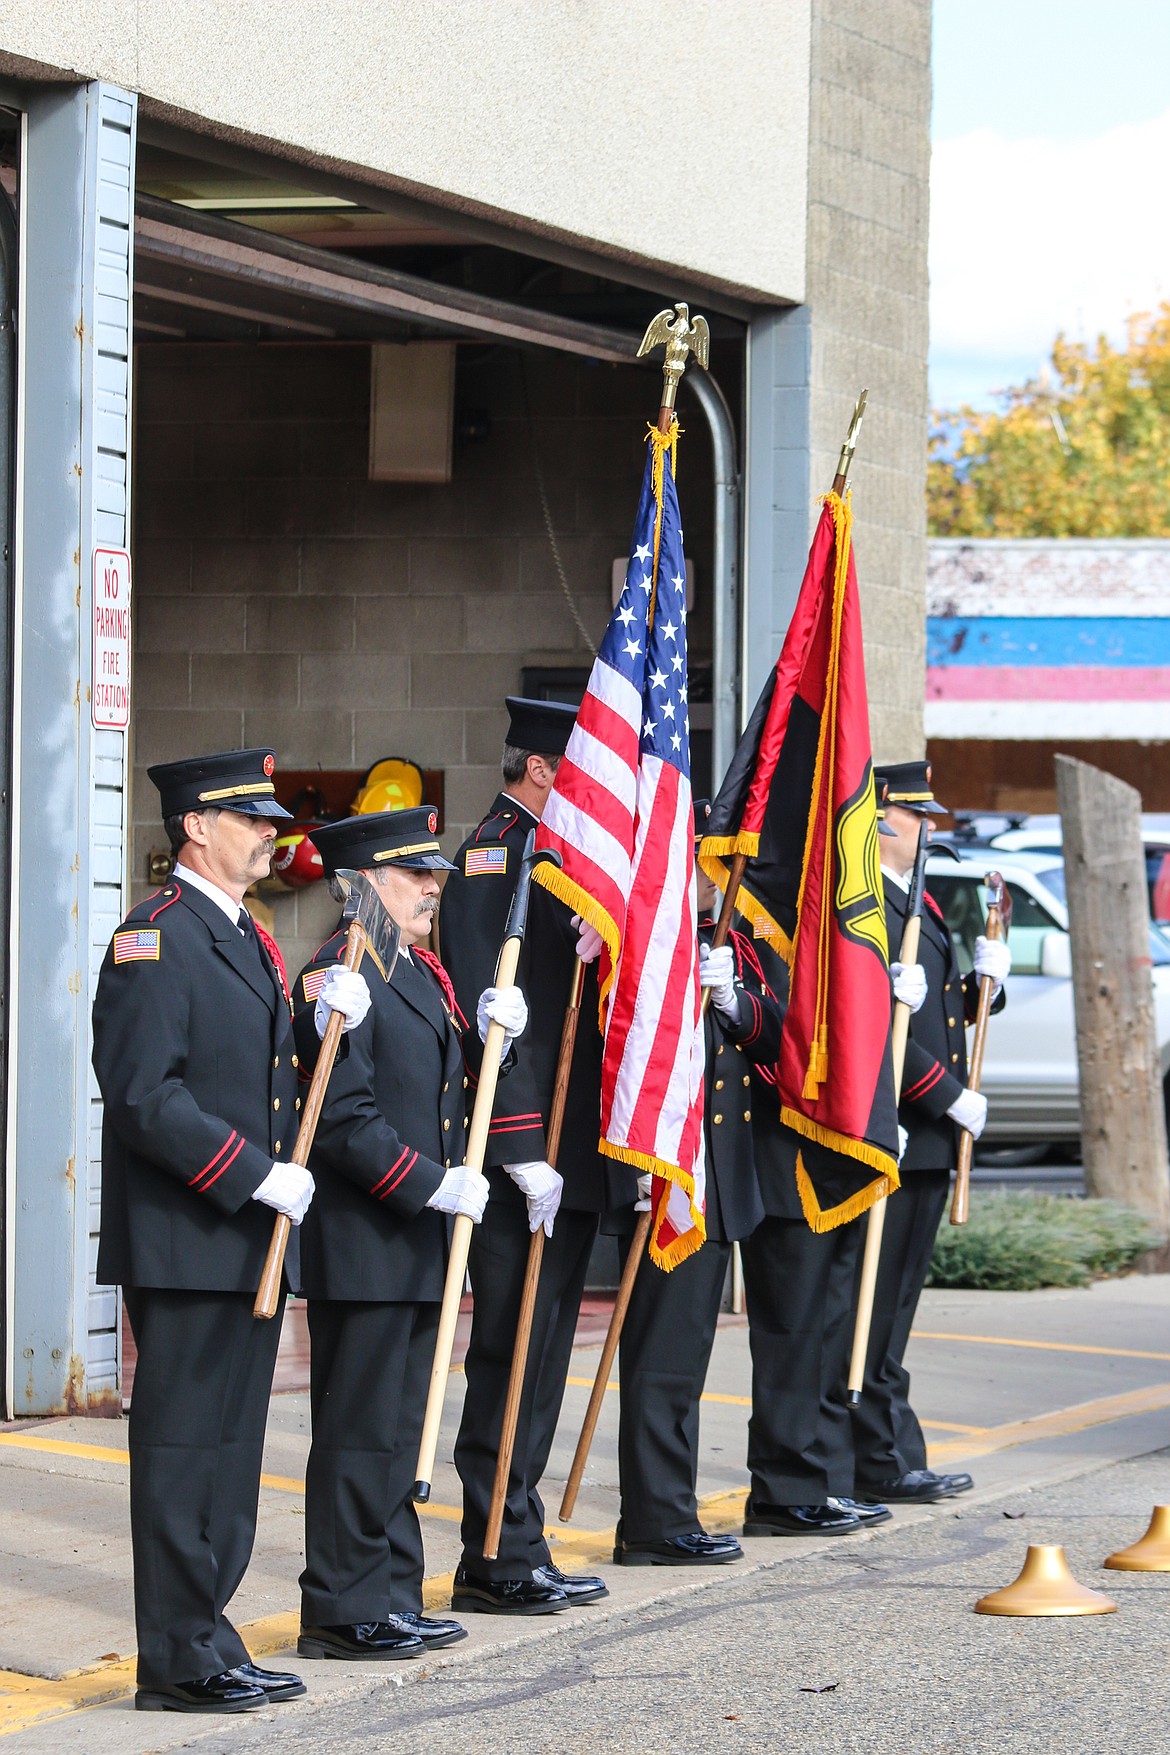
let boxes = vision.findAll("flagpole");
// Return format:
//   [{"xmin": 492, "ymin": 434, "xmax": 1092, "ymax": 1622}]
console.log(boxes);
[
  {"xmin": 483, "ymin": 957, "xmax": 584, "ymax": 1559},
  {"xmin": 558, "ymin": 304, "xmax": 709, "ymax": 1523}
]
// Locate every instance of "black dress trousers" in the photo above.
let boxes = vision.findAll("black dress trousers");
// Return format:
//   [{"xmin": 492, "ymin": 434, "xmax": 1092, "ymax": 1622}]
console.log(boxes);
[
  {"xmin": 123, "ymin": 1287, "xmax": 283, "ymax": 1688},
  {"xmin": 455, "ymin": 1180, "xmax": 598, "ymax": 1580},
  {"xmin": 850, "ymin": 1168, "xmax": 950, "ymax": 1487},
  {"xmin": 739, "ymin": 1216, "xmax": 864, "ymax": 1505},
  {"xmin": 616, "ymin": 1229, "xmax": 731, "ymax": 1543},
  {"xmin": 300, "ymin": 1299, "xmax": 440, "ymax": 1623}
]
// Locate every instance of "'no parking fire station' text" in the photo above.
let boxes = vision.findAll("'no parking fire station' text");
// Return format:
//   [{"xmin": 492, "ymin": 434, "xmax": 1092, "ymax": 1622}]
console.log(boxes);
[{"xmin": 92, "ymin": 547, "xmax": 132, "ymax": 731}]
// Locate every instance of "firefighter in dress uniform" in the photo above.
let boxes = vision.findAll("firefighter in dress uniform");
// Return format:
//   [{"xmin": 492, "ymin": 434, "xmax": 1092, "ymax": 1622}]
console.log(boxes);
[
  {"xmin": 611, "ymin": 804, "xmax": 779, "ymax": 1566},
  {"xmin": 92, "ymin": 749, "xmax": 325, "ymax": 1716},
  {"xmin": 439, "ymin": 697, "xmax": 631, "ymax": 1615},
  {"xmin": 290, "ymin": 807, "xmax": 529, "ymax": 1659},
  {"xmin": 850, "ymin": 761, "xmax": 1010, "ymax": 1506}
]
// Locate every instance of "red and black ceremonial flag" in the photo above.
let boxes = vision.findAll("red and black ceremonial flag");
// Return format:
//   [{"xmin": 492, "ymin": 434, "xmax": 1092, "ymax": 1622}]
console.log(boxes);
[{"xmin": 699, "ymin": 493, "xmax": 899, "ymax": 1230}]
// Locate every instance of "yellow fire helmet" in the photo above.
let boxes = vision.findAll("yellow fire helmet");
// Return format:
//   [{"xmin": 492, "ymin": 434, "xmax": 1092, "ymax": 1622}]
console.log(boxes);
[{"xmin": 351, "ymin": 756, "xmax": 425, "ymax": 816}]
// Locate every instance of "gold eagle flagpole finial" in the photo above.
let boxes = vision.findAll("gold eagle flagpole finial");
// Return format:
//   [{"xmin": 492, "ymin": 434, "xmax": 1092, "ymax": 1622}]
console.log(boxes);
[{"xmin": 638, "ymin": 301, "xmax": 710, "ymax": 432}]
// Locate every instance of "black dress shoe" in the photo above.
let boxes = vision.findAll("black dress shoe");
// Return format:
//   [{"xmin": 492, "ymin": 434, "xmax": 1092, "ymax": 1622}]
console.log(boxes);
[
  {"xmin": 451, "ymin": 1562, "xmax": 568, "ymax": 1615},
  {"xmin": 829, "ymin": 1496, "xmax": 892, "ymax": 1528},
  {"xmin": 743, "ymin": 1501, "xmax": 862, "ymax": 1537},
  {"xmin": 231, "ymin": 1660, "xmax": 307, "ymax": 1701},
  {"xmin": 614, "ymin": 1531, "xmax": 743, "ymax": 1566},
  {"xmin": 532, "ymin": 1560, "xmax": 609, "ymax": 1602},
  {"xmin": 391, "ymin": 1611, "xmax": 467, "ymax": 1648},
  {"xmin": 135, "ymin": 1671, "xmax": 266, "ymax": 1713},
  {"xmin": 297, "ymin": 1621, "xmax": 425, "ymax": 1660},
  {"xmin": 856, "ymin": 1469, "xmax": 971, "ymax": 1505}
]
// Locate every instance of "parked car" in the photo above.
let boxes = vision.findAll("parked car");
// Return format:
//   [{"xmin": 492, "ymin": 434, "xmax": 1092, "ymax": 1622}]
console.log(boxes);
[
  {"xmin": 923, "ymin": 850, "xmax": 1170, "ymax": 1157},
  {"xmin": 987, "ymin": 818, "xmax": 1170, "ymax": 926}
]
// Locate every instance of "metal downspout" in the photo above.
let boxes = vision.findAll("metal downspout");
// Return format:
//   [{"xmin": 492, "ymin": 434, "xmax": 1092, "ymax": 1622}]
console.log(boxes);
[{"xmin": 683, "ymin": 368, "xmax": 740, "ymax": 788}]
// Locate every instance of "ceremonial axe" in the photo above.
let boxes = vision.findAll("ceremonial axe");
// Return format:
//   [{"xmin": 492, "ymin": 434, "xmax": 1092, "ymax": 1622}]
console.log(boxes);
[{"xmin": 254, "ymin": 867, "xmax": 400, "ymax": 1319}]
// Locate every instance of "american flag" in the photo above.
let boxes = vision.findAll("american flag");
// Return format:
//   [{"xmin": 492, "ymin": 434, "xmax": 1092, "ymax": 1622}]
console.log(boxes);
[{"xmin": 533, "ymin": 425, "xmax": 705, "ymax": 1268}]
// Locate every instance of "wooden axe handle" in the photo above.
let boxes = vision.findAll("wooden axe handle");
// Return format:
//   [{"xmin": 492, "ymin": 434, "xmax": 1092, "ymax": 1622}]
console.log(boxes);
[
  {"xmin": 950, "ymin": 901, "xmax": 1004, "ymax": 1226},
  {"xmin": 414, "ymin": 932, "xmax": 522, "ymax": 1502},
  {"xmin": 254, "ymin": 921, "xmax": 368, "ymax": 1320}
]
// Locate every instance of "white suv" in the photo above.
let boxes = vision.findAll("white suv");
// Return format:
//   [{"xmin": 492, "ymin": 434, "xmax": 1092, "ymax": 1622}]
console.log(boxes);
[{"xmin": 924, "ymin": 850, "xmax": 1170, "ymax": 1149}]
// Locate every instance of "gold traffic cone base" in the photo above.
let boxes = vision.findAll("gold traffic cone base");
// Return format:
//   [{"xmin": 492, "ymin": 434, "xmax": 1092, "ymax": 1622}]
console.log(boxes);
[
  {"xmin": 1104, "ymin": 1505, "xmax": 1170, "ymax": 1572},
  {"xmin": 975, "ymin": 1544, "xmax": 1117, "ymax": 1617}
]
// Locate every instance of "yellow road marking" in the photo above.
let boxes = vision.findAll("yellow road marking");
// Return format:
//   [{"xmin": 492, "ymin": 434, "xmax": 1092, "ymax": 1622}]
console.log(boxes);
[
  {"xmin": 912, "ymin": 1330, "xmax": 1170, "ymax": 1364},
  {"xmin": 928, "ymin": 1381, "xmax": 1170, "ymax": 1463}
]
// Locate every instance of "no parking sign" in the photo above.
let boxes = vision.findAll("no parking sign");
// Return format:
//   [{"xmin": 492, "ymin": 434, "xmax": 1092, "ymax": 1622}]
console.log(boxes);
[{"xmin": 92, "ymin": 546, "xmax": 132, "ymax": 730}]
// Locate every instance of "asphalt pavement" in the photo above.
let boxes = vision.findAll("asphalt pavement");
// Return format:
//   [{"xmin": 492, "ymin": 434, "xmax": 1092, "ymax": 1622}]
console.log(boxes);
[{"xmin": 1, "ymin": 1272, "xmax": 1168, "ymax": 1749}]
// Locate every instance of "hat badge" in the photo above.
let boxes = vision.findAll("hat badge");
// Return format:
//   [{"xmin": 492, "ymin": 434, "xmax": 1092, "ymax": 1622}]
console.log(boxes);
[
  {"xmin": 428, "ymin": 810, "xmax": 438, "ymax": 833},
  {"xmin": 263, "ymin": 753, "xmax": 275, "ymax": 777}
]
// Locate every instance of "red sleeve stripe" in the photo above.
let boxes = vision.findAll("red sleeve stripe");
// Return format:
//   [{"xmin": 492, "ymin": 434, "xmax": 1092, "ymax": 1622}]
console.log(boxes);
[
  {"xmin": 190, "ymin": 1130, "xmax": 238, "ymax": 1187},
  {"xmin": 489, "ymin": 1111, "xmax": 542, "ymax": 1124},
  {"xmin": 488, "ymin": 1117, "xmax": 545, "ymax": 1135},
  {"xmin": 742, "ymin": 993, "xmax": 762, "ymax": 1045},
  {"xmin": 903, "ymin": 1063, "xmax": 945, "ymax": 1101},
  {"xmin": 200, "ymin": 1135, "xmax": 245, "ymax": 1192},
  {"xmin": 371, "ymin": 1148, "xmax": 411, "ymax": 1195},
  {"xmin": 377, "ymin": 1151, "xmax": 418, "ymax": 1199}
]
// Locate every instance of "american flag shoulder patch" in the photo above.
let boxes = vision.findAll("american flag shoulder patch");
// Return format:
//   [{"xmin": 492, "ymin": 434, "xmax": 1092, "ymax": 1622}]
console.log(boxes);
[
  {"xmin": 302, "ymin": 967, "xmax": 330, "ymax": 1003},
  {"xmin": 465, "ymin": 845, "xmax": 507, "ymax": 877},
  {"xmin": 113, "ymin": 928, "xmax": 161, "ymax": 964}
]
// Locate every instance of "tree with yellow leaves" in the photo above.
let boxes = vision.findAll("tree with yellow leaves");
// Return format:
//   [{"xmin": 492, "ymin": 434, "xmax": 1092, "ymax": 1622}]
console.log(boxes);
[{"xmin": 928, "ymin": 303, "xmax": 1170, "ymax": 536}]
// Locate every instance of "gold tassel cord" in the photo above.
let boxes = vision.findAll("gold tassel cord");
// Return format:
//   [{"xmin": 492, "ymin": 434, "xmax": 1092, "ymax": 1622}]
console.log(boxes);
[{"xmin": 645, "ymin": 420, "xmax": 680, "ymax": 624}]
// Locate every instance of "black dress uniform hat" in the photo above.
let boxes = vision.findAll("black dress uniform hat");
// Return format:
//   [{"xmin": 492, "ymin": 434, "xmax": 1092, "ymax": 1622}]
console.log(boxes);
[
  {"xmin": 693, "ymin": 799, "xmax": 711, "ymax": 844},
  {"xmin": 147, "ymin": 747, "xmax": 293, "ymax": 818},
  {"xmin": 505, "ymin": 696, "xmax": 577, "ymax": 756},
  {"xmin": 309, "ymin": 807, "xmax": 455, "ymax": 874},
  {"xmin": 874, "ymin": 760, "xmax": 948, "ymax": 817}
]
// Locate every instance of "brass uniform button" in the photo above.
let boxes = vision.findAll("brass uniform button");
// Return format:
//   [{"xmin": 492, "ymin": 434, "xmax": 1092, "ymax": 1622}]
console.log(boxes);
[
  {"xmin": 444, "ymin": 1158, "xmax": 451, "ymax": 1168},
  {"xmin": 717, "ymin": 1045, "xmax": 724, "ymax": 1056},
  {"xmin": 951, "ymin": 1053, "xmax": 959, "ymax": 1064},
  {"xmin": 743, "ymin": 1074, "xmax": 750, "ymax": 1087},
  {"xmin": 744, "ymin": 1109, "xmax": 751, "ymax": 1121},
  {"xmin": 463, "ymin": 1116, "xmax": 469, "ymax": 1128},
  {"xmin": 292, "ymin": 1055, "xmax": 299, "ymax": 1069},
  {"xmin": 443, "ymin": 1118, "xmax": 451, "ymax": 1132},
  {"xmin": 274, "ymin": 1140, "xmax": 281, "ymax": 1153},
  {"xmin": 463, "ymin": 1076, "xmax": 469, "ymax": 1090},
  {"xmin": 715, "ymin": 1079, "xmax": 724, "ymax": 1091},
  {"xmin": 273, "ymin": 1098, "xmax": 280, "ymax": 1111},
  {"xmin": 947, "ymin": 1016, "xmax": 956, "ymax": 1027},
  {"xmin": 295, "ymin": 1098, "xmax": 302, "ymax": 1110},
  {"xmin": 442, "ymin": 1082, "xmax": 449, "ymax": 1094},
  {"xmin": 714, "ymin": 1113, "xmax": 723, "ymax": 1125},
  {"xmin": 273, "ymin": 1056, "xmax": 280, "ymax": 1069}
]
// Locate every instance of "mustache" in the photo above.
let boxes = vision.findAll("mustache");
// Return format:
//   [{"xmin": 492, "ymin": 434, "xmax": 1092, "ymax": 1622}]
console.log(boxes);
[{"xmin": 413, "ymin": 895, "xmax": 439, "ymax": 918}]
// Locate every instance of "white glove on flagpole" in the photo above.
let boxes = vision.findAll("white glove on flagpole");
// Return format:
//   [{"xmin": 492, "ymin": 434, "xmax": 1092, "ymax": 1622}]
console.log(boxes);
[
  {"xmin": 314, "ymin": 966, "xmax": 372, "ymax": 1039},
  {"xmin": 698, "ymin": 941, "xmax": 740, "ymax": 1021},
  {"xmin": 252, "ymin": 1161, "xmax": 315, "ymax": 1225},
  {"xmin": 426, "ymin": 1165, "xmax": 490, "ymax": 1223},
  {"xmin": 571, "ymin": 915, "xmax": 605, "ymax": 965},
  {"xmin": 974, "ymin": 935, "xmax": 1011, "ymax": 999},
  {"xmin": 890, "ymin": 961, "xmax": 927, "ymax": 1013},
  {"xmin": 897, "ymin": 1125, "xmax": 909, "ymax": 1164},
  {"xmin": 506, "ymin": 1160, "xmax": 564, "ymax": 1237},
  {"xmin": 635, "ymin": 1171, "xmax": 653, "ymax": 1213},
  {"xmin": 476, "ymin": 985, "xmax": 529, "ymax": 1064},
  {"xmin": 947, "ymin": 1087, "xmax": 988, "ymax": 1139}
]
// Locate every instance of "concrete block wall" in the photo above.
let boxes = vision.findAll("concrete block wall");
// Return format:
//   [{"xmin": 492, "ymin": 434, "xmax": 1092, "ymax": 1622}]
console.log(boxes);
[
  {"xmin": 806, "ymin": 0, "xmax": 931, "ymax": 759},
  {"xmin": 132, "ymin": 342, "xmax": 714, "ymax": 977}
]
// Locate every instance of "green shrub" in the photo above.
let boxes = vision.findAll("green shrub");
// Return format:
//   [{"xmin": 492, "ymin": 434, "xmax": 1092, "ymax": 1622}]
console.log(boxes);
[{"xmin": 928, "ymin": 1191, "xmax": 1162, "ymax": 1291}]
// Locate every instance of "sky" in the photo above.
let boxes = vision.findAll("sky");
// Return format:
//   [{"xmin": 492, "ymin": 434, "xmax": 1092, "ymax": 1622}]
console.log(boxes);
[{"xmin": 930, "ymin": 0, "xmax": 1170, "ymax": 411}]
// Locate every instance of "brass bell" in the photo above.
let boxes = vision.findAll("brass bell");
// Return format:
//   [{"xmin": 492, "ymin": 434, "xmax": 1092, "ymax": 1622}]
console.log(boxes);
[
  {"xmin": 1104, "ymin": 1506, "xmax": 1170, "ymax": 1572},
  {"xmin": 975, "ymin": 1544, "xmax": 1117, "ymax": 1617}
]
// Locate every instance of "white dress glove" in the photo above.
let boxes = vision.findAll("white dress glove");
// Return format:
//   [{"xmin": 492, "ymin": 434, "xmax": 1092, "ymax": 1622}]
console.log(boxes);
[
  {"xmin": 476, "ymin": 985, "xmax": 529, "ymax": 1064},
  {"xmin": 426, "ymin": 1165, "xmax": 490, "ymax": 1223},
  {"xmin": 506, "ymin": 1159, "xmax": 564, "ymax": 1237},
  {"xmin": 635, "ymin": 1171, "xmax": 653, "ymax": 1213},
  {"xmin": 698, "ymin": 941, "xmax": 740, "ymax": 1021},
  {"xmin": 890, "ymin": 961, "xmax": 927, "ymax": 1013},
  {"xmin": 947, "ymin": 1087, "xmax": 989, "ymax": 1139},
  {"xmin": 897, "ymin": 1125, "xmax": 909, "ymax": 1164},
  {"xmin": 314, "ymin": 966, "xmax": 372, "ymax": 1040},
  {"xmin": 571, "ymin": 915, "xmax": 605, "ymax": 965},
  {"xmin": 974, "ymin": 935, "xmax": 1011, "ymax": 999},
  {"xmin": 251, "ymin": 1161, "xmax": 315, "ymax": 1225}
]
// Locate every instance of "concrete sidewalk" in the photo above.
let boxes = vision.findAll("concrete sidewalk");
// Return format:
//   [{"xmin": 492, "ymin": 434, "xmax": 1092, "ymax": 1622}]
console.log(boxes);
[{"xmin": 1, "ymin": 1274, "xmax": 1168, "ymax": 1745}]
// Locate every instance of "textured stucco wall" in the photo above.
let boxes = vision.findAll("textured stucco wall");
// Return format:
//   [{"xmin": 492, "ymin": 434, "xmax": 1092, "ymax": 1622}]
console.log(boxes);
[
  {"xmin": 805, "ymin": 0, "xmax": 931, "ymax": 760},
  {"xmin": 0, "ymin": 0, "xmax": 811, "ymax": 301}
]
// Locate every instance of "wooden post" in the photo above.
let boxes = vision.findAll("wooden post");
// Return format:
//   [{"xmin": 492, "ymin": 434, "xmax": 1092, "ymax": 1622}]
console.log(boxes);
[{"xmin": 1055, "ymin": 755, "xmax": 1170, "ymax": 1233}]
